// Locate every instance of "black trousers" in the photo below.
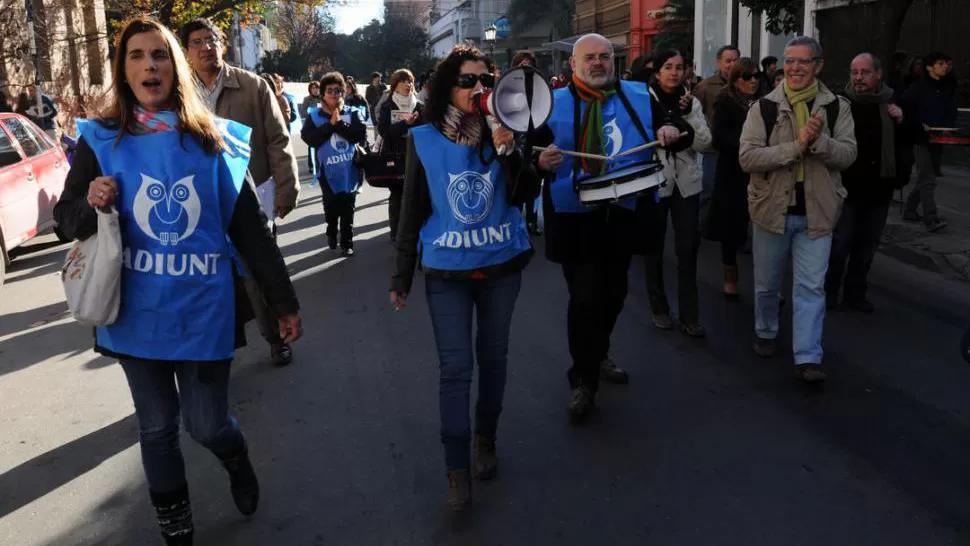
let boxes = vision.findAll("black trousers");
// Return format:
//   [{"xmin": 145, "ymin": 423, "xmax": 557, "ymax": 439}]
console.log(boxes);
[
  {"xmin": 562, "ymin": 254, "xmax": 632, "ymax": 394},
  {"xmin": 388, "ymin": 186, "xmax": 403, "ymax": 242},
  {"xmin": 322, "ymin": 192, "xmax": 357, "ymax": 249},
  {"xmin": 643, "ymin": 190, "xmax": 701, "ymax": 324},
  {"xmin": 824, "ymin": 200, "xmax": 890, "ymax": 302}
]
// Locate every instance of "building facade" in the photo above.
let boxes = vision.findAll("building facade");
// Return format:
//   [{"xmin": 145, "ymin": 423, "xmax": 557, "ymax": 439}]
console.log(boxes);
[
  {"xmin": 692, "ymin": 0, "xmax": 818, "ymax": 77},
  {"xmin": 627, "ymin": 0, "xmax": 669, "ymax": 63},
  {"xmin": 574, "ymin": 0, "xmax": 631, "ymax": 66},
  {"xmin": 1, "ymin": 0, "xmax": 111, "ymax": 113},
  {"xmin": 238, "ymin": 23, "xmax": 279, "ymax": 72}
]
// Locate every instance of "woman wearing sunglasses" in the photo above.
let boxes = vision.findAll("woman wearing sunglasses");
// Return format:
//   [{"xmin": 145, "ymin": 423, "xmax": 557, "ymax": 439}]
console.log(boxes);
[
  {"xmin": 301, "ymin": 71, "xmax": 367, "ymax": 255},
  {"xmin": 642, "ymin": 49, "xmax": 710, "ymax": 337},
  {"xmin": 389, "ymin": 44, "xmax": 541, "ymax": 512},
  {"xmin": 705, "ymin": 57, "xmax": 761, "ymax": 297}
]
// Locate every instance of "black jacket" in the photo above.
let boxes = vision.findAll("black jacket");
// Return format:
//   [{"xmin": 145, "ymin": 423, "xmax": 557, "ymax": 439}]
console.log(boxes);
[
  {"xmin": 377, "ymin": 99, "xmax": 425, "ymax": 156},
  {"xmin": 390, "ymin": 130, "xmax": 542, "ymax": 294},
  {"xmin": 900, "ymin": 75, "xmax": 960, "ymax": 143},
  {"xmin": 52, "ymin": 136, "xmax": 299, "ymax": 359},
  {"xmin": 535, "ymin": 82, "xmax": 694, "ymax": 263},
  {"xmin": 300, "ymin": 106, "xmax": 367, "ymax": 196},
  {"xmin": 704, "ymin": 93, "xmax": 751, "ymax": 245},
  {"xmin": 842, "ymin": 96, "xmax": 920, "ymax": 204}
]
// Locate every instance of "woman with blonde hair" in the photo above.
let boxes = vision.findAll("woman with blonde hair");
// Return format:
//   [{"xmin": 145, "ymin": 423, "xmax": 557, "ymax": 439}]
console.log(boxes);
[{"xmin": 53, "ymin": 17, "xmax": 302, "ymax": 544}]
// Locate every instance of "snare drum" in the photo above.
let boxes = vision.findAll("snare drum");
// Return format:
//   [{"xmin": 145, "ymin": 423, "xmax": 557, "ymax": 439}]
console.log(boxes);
[
  {"xmin": 576, "ymin": 161, "xmax": 665, "ymax": 206},
  {"xmin": 927, "ymin": 127, "xmax": 970, "ymax": 146}
]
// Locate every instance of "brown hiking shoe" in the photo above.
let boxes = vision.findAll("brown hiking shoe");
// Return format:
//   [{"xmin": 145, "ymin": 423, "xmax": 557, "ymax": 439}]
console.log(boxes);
[
  {"xmin": 754, "ymin": 337, "xmax": 777, "ymax": 358},
  {"xmin": 473, "ymin": 435, "xmax": 498, "ymax": 481},
  {"xmin": 446, "ymin": 470, "xmax": 472, "ymax": 511},
  {"xmin": 795, "ymin": 364, "xmax": 827, "ymax": 384}
]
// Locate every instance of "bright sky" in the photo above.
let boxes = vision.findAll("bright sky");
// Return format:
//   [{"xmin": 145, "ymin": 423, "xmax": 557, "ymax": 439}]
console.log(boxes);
[{"xmin": 331, "ymin": 0, "xmax": 385, "ymax": 34}]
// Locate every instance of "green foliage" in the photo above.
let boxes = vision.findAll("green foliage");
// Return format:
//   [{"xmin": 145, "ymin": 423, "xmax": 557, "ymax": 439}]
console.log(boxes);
[
  {"xmin": 738, "ymin": 0, "xmax": 804, "ymax": 35},
  {"xmin": 332, "ymin": 12, "xmax": 435, "ymax": 79}
]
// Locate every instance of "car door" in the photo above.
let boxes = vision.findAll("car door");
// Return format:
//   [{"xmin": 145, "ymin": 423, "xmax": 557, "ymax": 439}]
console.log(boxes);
[
  {"xmin": 2, "ymin": 116, "xmax": 56, "ymax": 229},
  {"xmin": 0, "ymin": 123, "xmax": 32, "ymax": 251},
  {"xmin": 22, "ymin": 118, "xmax": 69, "ymax": 223}
]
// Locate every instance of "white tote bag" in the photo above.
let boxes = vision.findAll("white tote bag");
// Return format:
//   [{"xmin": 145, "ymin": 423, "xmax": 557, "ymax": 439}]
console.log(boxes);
[{"xmin": 61, "ymin": 208, "xmax": 123, "ymax": 326}]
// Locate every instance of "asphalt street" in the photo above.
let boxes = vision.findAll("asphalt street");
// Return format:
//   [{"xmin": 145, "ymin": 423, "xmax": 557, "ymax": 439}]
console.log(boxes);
[{"xmin": 2, "ymin": 91, "xmax": 970, "ymax": 545}]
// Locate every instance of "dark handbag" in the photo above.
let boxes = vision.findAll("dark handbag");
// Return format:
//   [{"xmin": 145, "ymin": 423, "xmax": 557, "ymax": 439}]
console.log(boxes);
[{"xmin": 357, "ymin": 140, "xmax": 405, "ymax": 188}]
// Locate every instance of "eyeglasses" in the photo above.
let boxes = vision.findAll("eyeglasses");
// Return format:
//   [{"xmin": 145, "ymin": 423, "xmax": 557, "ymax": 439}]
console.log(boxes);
[
  {"xmin": 188, "ymin": 36, "xmax": 221, "ymax": 49},
  {"xmin": 456, "ymin": 73, "xmax": 495, "ymax": 89},
  {"xmin": 783, "ymin": 57, "xmax": 820, "ymax": 67},
  {"xmin": 739, "ymin": 72, "xmax": 760, "ymax": 81},
  {"xmin": 325, "ymin": 87, "xmax": 344, "ymax": 96}
]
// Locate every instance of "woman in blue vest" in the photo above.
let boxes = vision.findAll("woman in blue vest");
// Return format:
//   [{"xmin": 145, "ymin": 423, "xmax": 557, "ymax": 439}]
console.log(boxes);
[
  {"xmin": 301, "ymin": 71, "xmax": 367, "ymax": 256},
  {"xmin": 389, "ymin": 44, "xmax": 541, "ymax": 512},
  {"xmin": 52, "ymin": 18, "xmax": 302, "ymax": 545}
]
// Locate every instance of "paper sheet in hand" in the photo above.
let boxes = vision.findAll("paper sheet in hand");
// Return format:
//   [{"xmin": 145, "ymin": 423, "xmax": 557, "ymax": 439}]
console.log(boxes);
[
  {"xmin": 391, "ymin": 110, "xmax": 411, "ymax": 123},
  {"xmin": 256, "ymin": 177, "xmax": 276, "ymax": 219}
]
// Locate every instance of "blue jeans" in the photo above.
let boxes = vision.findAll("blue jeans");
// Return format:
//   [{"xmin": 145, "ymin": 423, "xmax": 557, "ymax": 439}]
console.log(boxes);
[
  {"xmin": 752, "ymin": 216, "xmax": 833, "ymax": 365},
  {"xmin": 425, "ymin": 272, "xmax": 522, "ymax": 471},
  {"xmin": 120, "ymin": 359, "xmax": 245, "ymax": 493}
]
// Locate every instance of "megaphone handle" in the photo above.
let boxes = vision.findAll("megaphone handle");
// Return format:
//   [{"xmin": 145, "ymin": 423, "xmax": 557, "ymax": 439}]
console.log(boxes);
[{"xmin": 485, "ymin": 115, "xmax": 512, "ymax": 155}]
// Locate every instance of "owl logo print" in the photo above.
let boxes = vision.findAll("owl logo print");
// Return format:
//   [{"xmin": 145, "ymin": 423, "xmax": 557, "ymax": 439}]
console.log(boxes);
[
  {"xmin": 603, "ymin": 119, "xmax": 623, "ymax": 157},
  {"xmin": 132, "ymin": 174, "xmax": 202, "ymax": 246},
  {"xmin": 447, "ymin": 171, "xmax": 494, "ymax": 225},
  {"xmin": 330, "ymin": 133, "xmax": 350, "ymax": 153}
]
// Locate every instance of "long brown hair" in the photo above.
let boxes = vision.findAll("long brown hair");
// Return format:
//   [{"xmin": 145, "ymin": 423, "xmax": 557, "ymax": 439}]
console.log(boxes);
[{"xmin": 103, "ymin": 17, "xmax": 223, "ymax": 154}]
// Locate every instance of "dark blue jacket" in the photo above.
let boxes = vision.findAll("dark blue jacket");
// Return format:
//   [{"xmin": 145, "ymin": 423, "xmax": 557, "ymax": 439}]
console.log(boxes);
[{"xmin": 901, "ymin": 75, "xmax": 959, "ymax": 142}]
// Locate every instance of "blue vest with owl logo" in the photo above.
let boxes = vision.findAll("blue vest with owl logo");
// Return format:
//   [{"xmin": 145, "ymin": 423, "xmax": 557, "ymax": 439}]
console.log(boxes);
[
  {"xmin": 77, "ymin": 117, "xmax": 252, "ymax": 362},
  {"xmin": 308, "ymin": 106, "xmax": 360, "ymax": 194},
  {"xmin": 546, "ymin": 80, "xmax": 657, "ymax": 213},
  {"xmin": 411, "ymin": 125, "xmax": 531, "ymax": 271}
]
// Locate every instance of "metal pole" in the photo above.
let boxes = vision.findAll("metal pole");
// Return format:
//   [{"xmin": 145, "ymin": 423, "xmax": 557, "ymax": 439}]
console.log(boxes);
[{"xmin": 24, "ymin": 0, "xmax": 45, "ymax": 118}]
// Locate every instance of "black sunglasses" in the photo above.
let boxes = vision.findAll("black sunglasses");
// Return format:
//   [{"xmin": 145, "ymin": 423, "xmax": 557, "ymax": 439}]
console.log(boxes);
[
  {"xmin": 740, "ymin": 72, "xmax": 761, "ymax": 81},
  {"xmin": 456, "ymin": 73, "xmax": 496, "ymax": 89}
]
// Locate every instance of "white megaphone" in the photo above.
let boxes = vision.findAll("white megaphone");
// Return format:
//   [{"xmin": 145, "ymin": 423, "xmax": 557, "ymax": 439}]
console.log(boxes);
[{"xmin": 474, "ymin": 65, "xmax": 555, "ymax": 155}]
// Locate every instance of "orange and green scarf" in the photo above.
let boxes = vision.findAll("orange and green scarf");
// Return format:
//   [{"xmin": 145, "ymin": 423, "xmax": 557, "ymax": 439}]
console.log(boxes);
[{"xmin": 573, "ymin": 74, "xmax": 616, "ymax": 175}]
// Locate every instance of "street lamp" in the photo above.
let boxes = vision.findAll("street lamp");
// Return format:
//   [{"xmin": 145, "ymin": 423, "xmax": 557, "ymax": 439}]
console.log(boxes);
[{"xmin": 484, "ymin": 23, "xmax": 497, "ymax": 58}]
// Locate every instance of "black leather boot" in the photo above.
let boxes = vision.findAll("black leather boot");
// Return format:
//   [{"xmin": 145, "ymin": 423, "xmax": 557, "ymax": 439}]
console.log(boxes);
[
  {"xmin": 219, "ymin": 442, "xmax": 260, "ymax": 516},
  {"xmin": 150, "ymin": 486, "xmax": 193, "ymax": 546}
]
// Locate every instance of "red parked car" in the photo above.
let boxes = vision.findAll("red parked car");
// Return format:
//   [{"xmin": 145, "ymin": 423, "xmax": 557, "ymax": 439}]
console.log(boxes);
[{"xmin": 0, "ymin": 113, "xmax": 70, "ymax": 287}]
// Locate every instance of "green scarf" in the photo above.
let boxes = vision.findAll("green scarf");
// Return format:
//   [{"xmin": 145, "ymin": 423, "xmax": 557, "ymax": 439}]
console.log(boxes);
[
  {"xmin": 573, "ymin": 73, "xmax": 617, "ymax": 175},
  {"xmin": 783, "ymin": 80, "xmax": 818, "ymax": 182}
]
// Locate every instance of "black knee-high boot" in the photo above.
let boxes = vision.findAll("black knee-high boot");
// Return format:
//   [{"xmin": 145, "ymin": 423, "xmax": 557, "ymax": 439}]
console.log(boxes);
[{"xmin": 150, "ymin": 485, "xmax": 193, "ymax": 545}]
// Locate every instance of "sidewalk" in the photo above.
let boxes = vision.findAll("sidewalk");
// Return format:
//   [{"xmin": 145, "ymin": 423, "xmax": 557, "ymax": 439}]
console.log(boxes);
[
  {"xmin": 871, "ymin": 160, "xmax": 970, "ymax": 326},
  {"xmin": 881, "ymin": 163, "xmax": 970, "ymax": 281}
]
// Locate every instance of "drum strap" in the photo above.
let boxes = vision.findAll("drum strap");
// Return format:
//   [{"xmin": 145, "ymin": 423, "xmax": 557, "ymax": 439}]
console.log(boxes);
[{"xmin": 568, "ymin": 81, "xmax": 651, "ymax": 191}]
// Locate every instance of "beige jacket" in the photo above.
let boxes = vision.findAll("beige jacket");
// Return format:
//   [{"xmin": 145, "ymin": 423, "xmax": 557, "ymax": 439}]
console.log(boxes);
[
  {"xmin": 213, "ymin": 65, "xmax": 300, "ymax": 215},
  {"xmin": 739, "ymin": 82, "xmax": 857, "ymax": 239}
]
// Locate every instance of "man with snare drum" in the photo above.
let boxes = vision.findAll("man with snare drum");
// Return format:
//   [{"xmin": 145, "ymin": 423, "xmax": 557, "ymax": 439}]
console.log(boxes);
[{"xmin": 536, "ymin": 34, "xmax": 694, "ymax": 423}]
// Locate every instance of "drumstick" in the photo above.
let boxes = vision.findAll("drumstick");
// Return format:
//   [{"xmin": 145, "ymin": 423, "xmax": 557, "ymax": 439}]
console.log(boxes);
[
  {"xmin": 535, "ymin": 132, "xmax": 687, "ymax": 161},
  {"xmin": 533, "ymin": 146, "xmax": 610, "ymax": 161},
  {"xmin": 612, "ymin": 132, "xmax": 689, "ymax": 159}
]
